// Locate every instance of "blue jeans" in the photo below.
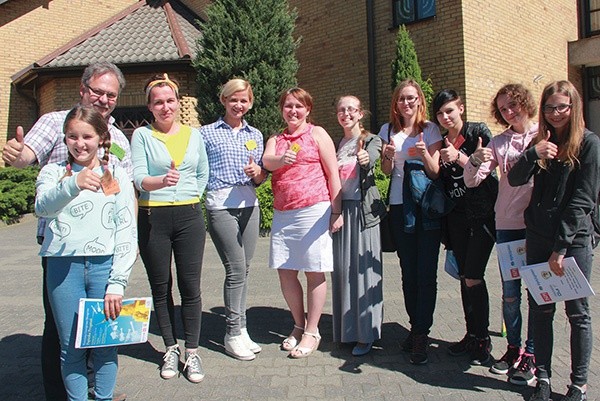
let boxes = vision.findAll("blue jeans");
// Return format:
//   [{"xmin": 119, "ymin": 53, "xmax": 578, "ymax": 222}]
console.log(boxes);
[
  {"xmin": 526, "ymin": 237, "xmax": 593, "ymax": 386},
  {"xmin": 207, "ymin": 206, "xmax": 260, "ymax": 336},
  {"xmin": 390, "ymin": 204, "xmax": 441, "ymax": 335},
  {"xmin": 46, "ymin": 255, "xmax": 117, "ymax": 401},
  {"xmin": 497, "ymin": 229, "xmax": 534, "ymax": 353}
]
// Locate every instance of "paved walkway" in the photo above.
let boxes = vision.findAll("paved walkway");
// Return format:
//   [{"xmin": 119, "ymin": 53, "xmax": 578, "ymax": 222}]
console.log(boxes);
[{"xmin": 1, "ymin": 215, "xmax": 598, "ymax": 401}]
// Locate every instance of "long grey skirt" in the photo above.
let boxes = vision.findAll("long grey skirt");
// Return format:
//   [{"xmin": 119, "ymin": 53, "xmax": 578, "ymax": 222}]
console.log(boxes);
[{"xmin": 331, "ymin": 200, "xmax": 383, "ymax": 343}]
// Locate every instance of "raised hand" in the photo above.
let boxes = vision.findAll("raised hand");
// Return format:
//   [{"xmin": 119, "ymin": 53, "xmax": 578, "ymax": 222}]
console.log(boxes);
[
  {"xmin": 440, "ymin": 137, "xmax": 460, "ymax": 163},
  {"xmin": 281, "ymin": 140, "xmax": 297, "ymax": 165},
  {"xmin": 76, "ymin": 167, "xmax": 102, "ymax": 192},
  {"xmin": 356, "ymin": 138, "xmax": 369, "ymax": 166},
  {"xmin": 162, "ymin": 160, "xmax": 180, "ymax": 187},
  {"xmin": 414, "ymin": 132, "xmax": 428, "ymax": 158},
  {"xmin": 469, "ymin": 137, "xmax": 492, "ymax": 166},
  {"xmin": 244, "ymin": 155, "xmax": 260, "ymax": 178},
  {"xmin": 535, "ymin": 131, "xmax": 558, "ymax": 159},
  {"xmin": 2, "ymin": 126, "xmax": 25, "ymax": 165}
]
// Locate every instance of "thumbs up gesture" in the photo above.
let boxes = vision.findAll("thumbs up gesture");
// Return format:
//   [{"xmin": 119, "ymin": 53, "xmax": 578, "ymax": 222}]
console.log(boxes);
[
  {"xmin": 534, "ymin": 131, "xmax": 558, "ymax": 159},
  {"xmin": 469, "ymin": 136, "xmax": 493, "ymax": 166},
  {"xmin": 244, "ymin": 155, "xmax": 259, "ymax": 178},
  {"xmin": 162, "ymin": 160, "xmax": 180, "ymax": 187},
  {"xmin": 414, "ymin": 132, "xmax": 428, "ymax": 159},
  {"xmin": 356, "ymin": 138, "xmax": 369, "ymax": 166},
  {"xmin": 281, "ymin": 140, "xmax": 297, "ymax": 165},
  {"xmin": 2, "ymin": 126, "xmax": 26, "ymax": 166},
  {"xmin": 440, "ymin": 137, "xmax": 459, "ymax": 163}
]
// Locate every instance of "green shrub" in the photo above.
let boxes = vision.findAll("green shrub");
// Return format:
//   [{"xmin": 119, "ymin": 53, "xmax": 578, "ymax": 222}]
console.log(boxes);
[{"xmin": 0, "ymin": 166, "xmax": 39, "ymax": 223}]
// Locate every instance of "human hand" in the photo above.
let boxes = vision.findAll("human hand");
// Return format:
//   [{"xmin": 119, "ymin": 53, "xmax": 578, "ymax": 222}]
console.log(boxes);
[
  {"xmin": 244, "ymin": 155, "xmax": 260, "ymax": 178},
  {"xmin": 76, "ymin": 167, "xmax": 102, "ymax": 191},
  {"xmin": 440, "ymin": 138, "xmax": 460, "ymax": 163},
  {"xmin": 382, "ymin": 142, "xmax": 396, "ymax": 161},
  {"xmin": 2, "ymin": 126, "xmax": 25, "ymax": 165},
  {"xmin": 330, "ymin": 213, "xmax": 343, "ymax": 233},
  {"xmin": 414, "ymin": 133, "xmax": 428, "ymax": 158},
  {"xmin": 162, "ymin": 161, "xmax": 180, "ymax": 187},
  {"xmin": 548, "ymin": 251, "xmax": 564, "ymax": 276},
  {"xmin": 535, "ymin": 131, "xmax": 558, "ymax": 160},
  {"xmin": 104, "ymin": 293, "xmax": 123, "ymax": 320},
  {"xmin": 356, "ymin": 139, "xmax": 369, "ymax": 166},
  {"xmin": 469, "ymin": 137, "xmax": 492, "ymax": 166},
  {"xmin": 281, "ymin": 140, "xmax": 297, "ymax": 165}
]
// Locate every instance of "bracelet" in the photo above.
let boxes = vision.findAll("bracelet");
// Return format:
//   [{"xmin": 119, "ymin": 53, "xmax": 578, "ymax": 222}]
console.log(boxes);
[
  {"xmin": 454, "ymin": 152, "xmax": 461, "ymax": 163},
  {"xmin": 469, "ymin": 154, "xmax": 481, "ymax": 167},
  {"xmin": 384, "ymin": 155, "xmax": 393, "ymax": 161}
]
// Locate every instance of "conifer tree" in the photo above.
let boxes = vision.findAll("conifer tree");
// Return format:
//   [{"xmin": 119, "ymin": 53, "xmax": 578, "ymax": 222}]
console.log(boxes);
[
  {"xmin": 193, "ymin": 0, "xmax": 300, "ymax": 137},
  {"xmin": 391, "ymin": 25, "xmax": 433, "ymax": 108}
]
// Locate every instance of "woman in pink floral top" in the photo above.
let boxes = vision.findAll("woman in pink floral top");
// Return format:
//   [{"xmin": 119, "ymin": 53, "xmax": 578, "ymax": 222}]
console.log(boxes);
[{"xmin": 263, "ymin": 87, "xmax": 342, "ymax": 359}]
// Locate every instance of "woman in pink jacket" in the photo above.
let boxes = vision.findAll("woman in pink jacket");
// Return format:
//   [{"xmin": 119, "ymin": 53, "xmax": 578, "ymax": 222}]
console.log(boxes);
[{"xmin": 463, "ymin": 83, "xmax": 538, "ymax": 385}]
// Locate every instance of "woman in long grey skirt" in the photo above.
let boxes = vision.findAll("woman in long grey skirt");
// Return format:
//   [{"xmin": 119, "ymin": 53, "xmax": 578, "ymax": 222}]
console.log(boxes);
[{"xmin": 332, "ymin": 95, "xmax": 385, "ymax": 356}]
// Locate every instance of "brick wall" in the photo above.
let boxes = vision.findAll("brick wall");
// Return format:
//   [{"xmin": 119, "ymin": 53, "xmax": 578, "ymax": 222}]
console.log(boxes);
[{"xmin": 0, "ymin": 0, "xmax": 138, "ymax": 162}]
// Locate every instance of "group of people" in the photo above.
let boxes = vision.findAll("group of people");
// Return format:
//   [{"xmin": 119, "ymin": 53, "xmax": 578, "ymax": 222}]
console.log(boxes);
[{"xmin": 2, "ymin": 61, "xmax": 598, "ymax": 401}]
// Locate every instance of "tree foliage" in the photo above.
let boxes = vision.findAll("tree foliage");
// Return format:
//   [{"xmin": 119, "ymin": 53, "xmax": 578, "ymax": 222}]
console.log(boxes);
[
  {"xmin": 194, "ymin": 0, "xmax": 300, "ymax": 138},
  {"xmin": 391, "ymin": 25, "xmax": 433, "ymax": 109}
]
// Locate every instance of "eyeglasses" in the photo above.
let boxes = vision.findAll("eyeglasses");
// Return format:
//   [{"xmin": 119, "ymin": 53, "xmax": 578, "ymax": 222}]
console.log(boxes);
[
  {"xmin": 85, "ymin": 84, "xmax": 118, "ymax": 101},
  {"xmin": 542, "ymin": 103, "xmax": 572, "ymax": 114},
  {"xmin": 337, "ymin": 106, "xmax": 359, "ymax": 115},
  {"xmin": 397, "ymin": 96, "xmax": 418, "ymax": 105}
]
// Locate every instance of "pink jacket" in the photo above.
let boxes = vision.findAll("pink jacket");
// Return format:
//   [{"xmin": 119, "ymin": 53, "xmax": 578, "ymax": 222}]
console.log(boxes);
[{"xmin": 463, "ymin": 124, "xmax": 538, "ymax": 230}]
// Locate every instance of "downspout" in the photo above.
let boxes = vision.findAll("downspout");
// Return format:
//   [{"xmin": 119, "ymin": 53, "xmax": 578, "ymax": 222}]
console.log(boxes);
[{"xmin": 366, "ymin": 0, "xmax": 377, "ymax": 133}]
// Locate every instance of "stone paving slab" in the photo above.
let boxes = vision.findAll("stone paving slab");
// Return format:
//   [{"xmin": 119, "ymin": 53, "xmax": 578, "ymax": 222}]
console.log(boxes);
[{"xmin": 0, "ymin": 216, "xmax": 598, "ymax": 400}]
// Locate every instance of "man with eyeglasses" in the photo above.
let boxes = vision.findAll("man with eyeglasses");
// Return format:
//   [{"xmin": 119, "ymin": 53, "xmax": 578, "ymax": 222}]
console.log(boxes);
[{"xmin": 2, "ymin": 62, "xmax": 131, "ymax": 401}]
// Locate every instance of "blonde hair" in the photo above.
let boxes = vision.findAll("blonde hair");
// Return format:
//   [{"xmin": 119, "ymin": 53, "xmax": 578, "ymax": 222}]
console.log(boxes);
[
  {"xmin": 389, "ymin": 79, "xmax": 427, "ymax": 133},
  {"xmin": 535, "ymin": 80, "xmax": 585, "ymax": 170},
  {"xmin": 220, "ymin": 78, "xmax": 254, "ymax": 106}
]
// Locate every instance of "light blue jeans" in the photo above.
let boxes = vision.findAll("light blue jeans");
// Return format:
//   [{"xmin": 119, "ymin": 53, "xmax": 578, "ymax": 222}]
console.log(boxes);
[
  {"xmin": 497, "ymin": 229, "xmax": 534, "ymax": 353},
  {"xmin": 46, "ymin": 255, "xmax": 117, "ymax": 401}
]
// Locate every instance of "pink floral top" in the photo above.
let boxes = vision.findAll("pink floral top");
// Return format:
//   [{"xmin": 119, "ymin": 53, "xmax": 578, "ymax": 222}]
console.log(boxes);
[{"xmin": 271, "ymin": 124, "xmax": 331, "ymax": 211}]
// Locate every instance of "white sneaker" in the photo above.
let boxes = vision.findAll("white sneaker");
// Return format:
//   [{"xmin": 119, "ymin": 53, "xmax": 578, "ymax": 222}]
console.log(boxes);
[
  {"xmin": 224, "ymin": 333, "xmax": 256, "ymax": 361},
  {"xmin": 240, "ymin": 328, "xmax": 262, "ymax": 353}
]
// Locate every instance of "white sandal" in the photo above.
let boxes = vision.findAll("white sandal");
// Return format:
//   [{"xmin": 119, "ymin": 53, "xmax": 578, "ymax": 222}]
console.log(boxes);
[
  {"xmin": 281, "ymin": 325, "xmax": 304, "ymax": 351},
  {"xmin": 289, "ymin": 331, "xmax": 321, "ymax": 359}
]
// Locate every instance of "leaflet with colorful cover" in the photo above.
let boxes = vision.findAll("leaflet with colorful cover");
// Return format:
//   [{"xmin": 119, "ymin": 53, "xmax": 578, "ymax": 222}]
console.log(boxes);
[
  {"xmin": 75, "ymin": 297, "xmax": 152, "ymax": 349},
  {"xmin": 519, "ymin": 257, "xmax": 595, "ymax": 305}
]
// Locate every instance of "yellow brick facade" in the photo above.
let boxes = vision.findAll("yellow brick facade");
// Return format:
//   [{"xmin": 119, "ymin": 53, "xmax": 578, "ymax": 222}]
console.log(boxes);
[
  {"xmin": 0, "ymin": 0, "xmax": 138, "ymax": 158},
  {"xmin": 0, "ymin": 0, "xmax": 581, "ymax": 166}
]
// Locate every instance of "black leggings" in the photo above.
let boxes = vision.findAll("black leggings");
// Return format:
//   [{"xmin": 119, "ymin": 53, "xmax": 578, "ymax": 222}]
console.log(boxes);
[
  {"xmin": 138, "ymin": 203, "xmax": 206, "ymax": 349},
  {"xmin": 446, "ymin": 211, "xmax": 495, "ymax": 338}
]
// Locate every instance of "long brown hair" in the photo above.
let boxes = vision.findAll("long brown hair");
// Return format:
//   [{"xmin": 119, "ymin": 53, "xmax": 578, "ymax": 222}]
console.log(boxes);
[
  {"xmin": 62, "ymin": 105, "xmax": 111, "ymax": 178},
  {"xmin": 535, "ymin": 80, "xmax": 585, "ymax": 169},
  {"xmin": 389, "ymin": 79, "xmax": 427, "ymax": 133}
]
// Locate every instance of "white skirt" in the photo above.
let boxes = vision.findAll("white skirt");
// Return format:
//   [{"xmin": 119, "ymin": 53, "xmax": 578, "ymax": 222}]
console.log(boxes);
[{"xmin": 269, "ymin": 201, "xmax": 333, "ymax": 272}]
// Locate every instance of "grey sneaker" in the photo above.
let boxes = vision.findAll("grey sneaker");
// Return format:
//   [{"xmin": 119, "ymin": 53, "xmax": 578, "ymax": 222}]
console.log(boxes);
[
  {"xmin": 490, "ymin": 345, "xmax": 521, "ymax": 374},
  {"xmin": 183, "ymin": 351, "xmax": 205, "ymax": 383},
  {"xmin": 160, "ymin": 344, "xmax": 180, "ymax": 379}
]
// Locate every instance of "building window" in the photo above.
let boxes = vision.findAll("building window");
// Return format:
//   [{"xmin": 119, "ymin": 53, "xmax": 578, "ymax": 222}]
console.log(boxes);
[
  {"xmin": 587, "ymin": 66, "xmax": 600, "ymax": 100},
  {"xmin": 393, "ymin": 0, "xmax": 435, "ymax": 26},
  {"xmin": 584, "ymin": 0, "xmax": 600, "ymax": 36}
]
